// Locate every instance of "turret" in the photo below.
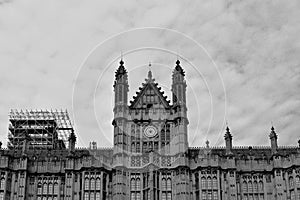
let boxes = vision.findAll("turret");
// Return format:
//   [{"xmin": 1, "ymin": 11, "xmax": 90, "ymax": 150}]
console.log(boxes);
[
  {"xmin": 113, "ymin": 59, "xmax": 129, "ymax": 107},
  {"xmin": 172, "ymin": 60, "xmax": 187, "ymax": 107},
  {"xmin": 269, "ymin": 126, "xmax": 278, "ymax": 154},
  {"xmin": 224, "ymin": 126, "xmax": 233, "ymax": 155},
  {"xmin": 171, "ymin": 60, "xmax": 189, "ymax": 155},
  {"xmin": 113, "ymin": 59, "xmax": 129, "ymax": 155}
]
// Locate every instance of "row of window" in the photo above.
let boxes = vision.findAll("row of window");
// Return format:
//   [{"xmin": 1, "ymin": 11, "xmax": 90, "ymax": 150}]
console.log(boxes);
[
  {"xmin": 84, "ymin": 192, "xmax": 101, "ymax": 200},
  {"xmin": 84, "ymin": 178, "xmax": 101, "ymax": 190},
  {"xmin": 37, "ymin": 183, "xmax": 59, "ymax": 194},
  {"xmin": 289, "ymin": 176, "xmax": 300, "ymax": 188},
  {"xmin": 242, "ymin": 181, "xmax": 264, "ymax": 193},
  {"xmin": 198, "ymin": 177, "xmax": 218, "ymax": 190}
]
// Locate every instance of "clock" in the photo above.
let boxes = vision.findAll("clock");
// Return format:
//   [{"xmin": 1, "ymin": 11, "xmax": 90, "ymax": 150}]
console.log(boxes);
[{"xmin": 144, "ymin": 125, "xmax": 158, "ymax": 138}]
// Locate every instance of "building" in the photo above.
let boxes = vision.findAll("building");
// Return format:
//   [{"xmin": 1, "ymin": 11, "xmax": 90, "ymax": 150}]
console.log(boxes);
[{"xmin": 0, "ymin": 59, "xmax": 300, "ymax": 200}]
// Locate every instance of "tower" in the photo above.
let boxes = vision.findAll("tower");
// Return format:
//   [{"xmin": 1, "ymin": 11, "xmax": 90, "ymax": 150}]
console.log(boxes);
[
  {"xmin": 171, "ymin": 60, "xmax": 189, "ymax": 155},
  {"xmin": 112, "ymin": 59, "xmax": 129, "ymax": 156}
]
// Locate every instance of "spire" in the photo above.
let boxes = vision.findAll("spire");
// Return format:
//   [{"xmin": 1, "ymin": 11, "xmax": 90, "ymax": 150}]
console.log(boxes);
[{"xmin": 115, "ymin": 59, "xmax": 127, "ymax": 80}]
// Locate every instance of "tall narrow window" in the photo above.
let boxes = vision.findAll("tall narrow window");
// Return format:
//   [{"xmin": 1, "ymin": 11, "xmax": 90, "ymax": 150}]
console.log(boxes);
[
  {"xmin": 258, "ymin": 181, "xmax": 263, "ymax": 191},
  {"xmin": 167, "ymin": 178, "xmax": 171, "ymax": 190},
  {"xmin": 253, "ymin": 181, "xmax": 258, "ymax": 192},
  {"xmin": 213, "ymin": 177, "xmax": 217, "ymax": 189},
  {"xmin": 84, "ymin": 178, "xmax": 89, "ymax": 190},
  {"xmin": 48, "ymin": 183, "xmax": 53, "ymax": 194},
  {"xmin": 96, "ymin": 178, "xmax": 101, "ymax": 190},
  {"xmin": 43, "ymin": 183, "xmax": 47, "ymax": 194},
  {"xmin": 37, "ymin": 183, "xmax": 42, "ymax": 195},
  {"xmin": 201, "ymin": 177, "xmax": 206, "ymax": 189},
  {"xmin": 207, "ymin": 177, "xmax": 212, "ymax": 189},
  {"xmin": 289, "ymin": 177, "xmax": 294, "ymax": 188},
  {"xmin": 131, "ymin": 178, "xmax": 136, "ymax": 190},
  {"xmin": 296, "ymin": 176, "xmax": 300, "ymax": 187},
  {"xmin": 90, "ymin": 178, "xmax": 95, "ymax": 190},
  {"xmin": 53, "ymin": 182, "xmax": 59, "ymax": 194},
  {"xmin": 0, "ymin": 179, "xmax": 5, "ymax": 190},
  {"xmin": 162, "ymin": 178, "xmax": 166, "ymax": 190},
  {"xmin": 248, "ymin": 181, "xmax": 253, "ymax": 193},
  {"xmin": 136, "ymin": 178, "xmax": 141, "ymax": 190},
  {"xmin": 243, "ymin": 181, "xmax": 248, "ymax": 193}
]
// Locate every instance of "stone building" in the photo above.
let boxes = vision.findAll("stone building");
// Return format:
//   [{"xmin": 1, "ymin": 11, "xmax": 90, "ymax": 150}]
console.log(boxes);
[{"xmin": 0, "ymin": 59, "xmax": 300, "ymax": 200}]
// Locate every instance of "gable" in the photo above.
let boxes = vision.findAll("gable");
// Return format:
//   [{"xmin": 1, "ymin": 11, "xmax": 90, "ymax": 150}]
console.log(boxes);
[{"xmin": 129, "ymin": 81, "xmax": 170, "ymax": 109}]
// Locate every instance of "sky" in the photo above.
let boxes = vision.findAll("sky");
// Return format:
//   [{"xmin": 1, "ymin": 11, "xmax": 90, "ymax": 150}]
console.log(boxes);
[{"xmin": 0, "ymin": 0, "xmax": 299, "ymax": 148}]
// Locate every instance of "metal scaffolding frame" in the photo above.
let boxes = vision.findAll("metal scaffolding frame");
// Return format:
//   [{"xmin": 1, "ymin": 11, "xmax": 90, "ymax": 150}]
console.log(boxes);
[{"xmin": 8, "ymin": 109, "xmax": 74, "ymax": 150}]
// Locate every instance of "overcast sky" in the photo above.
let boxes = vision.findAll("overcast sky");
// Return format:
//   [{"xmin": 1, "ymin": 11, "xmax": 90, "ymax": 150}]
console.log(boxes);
[{"xmin": 0, "ymin": 0, "xmax": 299, "ymax": 148}]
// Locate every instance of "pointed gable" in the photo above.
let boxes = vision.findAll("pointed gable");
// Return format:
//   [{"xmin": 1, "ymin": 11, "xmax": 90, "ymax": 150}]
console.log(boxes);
[{"xmin": 129, "ymin": 71, "xmax": 171, "ymax": 109}]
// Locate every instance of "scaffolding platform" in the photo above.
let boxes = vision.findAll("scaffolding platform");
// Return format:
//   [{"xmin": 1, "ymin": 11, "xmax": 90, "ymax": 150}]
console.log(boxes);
[{"xmin": 8, "ymin": 109, "xmax": 74, "ymax": 150}]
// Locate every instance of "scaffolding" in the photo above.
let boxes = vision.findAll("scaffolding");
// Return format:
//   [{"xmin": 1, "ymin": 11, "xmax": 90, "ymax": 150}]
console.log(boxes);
[{"xmin": 8, "ymin": 109, "xmax": 74, "ymax": 150}]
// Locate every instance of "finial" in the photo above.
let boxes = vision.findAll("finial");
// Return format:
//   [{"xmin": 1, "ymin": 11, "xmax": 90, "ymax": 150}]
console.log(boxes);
[
  {"xmin": 176, "ymin": 59, "xmax": 180, "ymax": 65},
  {"xmin": 119, "ymin": 59, "xmax": 124, "ymax": 66},
  {"xmin": 271, "ymin": 126, "xmax": 275, "ymax": 132},
  {"xmin": 206, "ymin": 140, "xmax": 210, "ymax": 148},
  {"xmin": 226, "ymin": 125, "xmax": 230, "ymax": 133}
]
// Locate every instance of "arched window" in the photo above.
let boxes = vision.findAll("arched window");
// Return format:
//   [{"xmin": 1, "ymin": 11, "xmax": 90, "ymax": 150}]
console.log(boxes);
[
  {"xmin": 253, "ymin": 181, "xmax": 258, "ymax": 192},
  {"xmin": 212, "ymin": 177, "xmax": 217, "ymax": 189},
  {"xmin": 43, "ymin": 183, "xmax": 48, "ymax": 194},
  {"xmin": 0, "ymin": 179, "xmax": 5, "ymax": 190},
  {"xmin": 48, "ymin": 183, "xmax": 53, "ymax": 194},
  {"xmin": 131, "ymin": 143, "xmax": 135, "ymax": 153},
  {"xmin": 131, "ymin": 178, "xmax": 136, "ymax": 190},
  {"xmin": 258, "ymin": 181, "xmax": 263, "ymax": 191},
  {"xmin": 162, "ymin": 178, "xmax": 167, "ymax": 190},
  {"xmin": 201, "ymin": 177, "xmax": 206, "ymax": 189},
  {"xmin": 96, "ymin": 193, "xmax": 100, "ymax": 199},
  {"xmin": 248, "ymin": 181, "xmax": 253, "ymax": 193},
  {"xmin": 53, "ymin": 182, "xmax": 59, "ymax": 194},
  {"xmin": 90, "ymin": 178, "xmax": 95, "ymax": 190},
  {"xmin": 207, "ymin": 177, "xmax": 212, "ymax": 189},
  {"xmin": 296, "ymin": 175, "xmax": 300, "ymax": 187},
  {"xmin": 136, "ymin": 178, "xmax": 141, "ymax": 190},
  {"xmin": 289, "ymin": 177, "xmax": 294, "ymax": 188},
  {"xmin": 243, "ymin": 181, "xmax": 248, "ymax": 193},
  {"xmin": 166, "ymin": 178, "xmax": 171, "ymax": 190},
  {"xmin": 37, "ymin": 183, "xmax": 42, "ymax": 194},
  {"xmin": 96, "ymin": 178, "xmax": 101, "ymax": 190},
  {"xmin": 84, "ymin": 178, "xmax": 89, "ymax": 190}
]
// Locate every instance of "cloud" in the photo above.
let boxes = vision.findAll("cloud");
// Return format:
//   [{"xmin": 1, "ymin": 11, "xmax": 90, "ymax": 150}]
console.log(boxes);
[{"xmin": 0, "ymin": 0, "xmax": 299, "ymax": 148}]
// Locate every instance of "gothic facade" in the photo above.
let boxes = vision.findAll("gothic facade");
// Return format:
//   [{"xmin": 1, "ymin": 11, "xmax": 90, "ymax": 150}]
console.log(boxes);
[{"xmin": 0, "ymin": 60, "xmax": 300, "ymax": 200}]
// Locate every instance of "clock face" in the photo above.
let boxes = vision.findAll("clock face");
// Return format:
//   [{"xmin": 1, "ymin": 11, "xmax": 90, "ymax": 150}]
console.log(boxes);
[{"xmin": 144, "ymin": 125, "xmax": 157, "ymax": 138}]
